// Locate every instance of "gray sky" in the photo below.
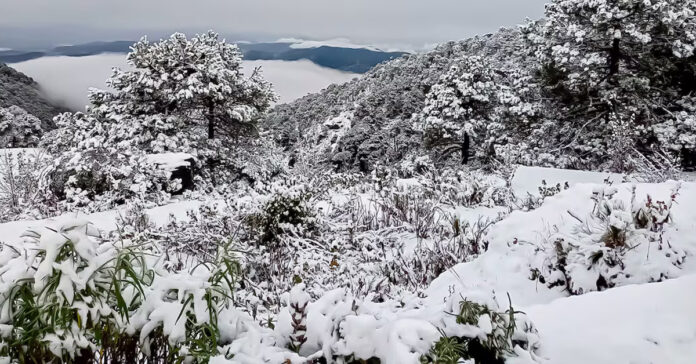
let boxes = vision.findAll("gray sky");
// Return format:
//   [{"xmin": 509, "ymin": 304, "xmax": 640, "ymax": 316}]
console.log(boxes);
[{"xmin": 0, "ymin": 0, "xmax": 549, "ymax": 50}]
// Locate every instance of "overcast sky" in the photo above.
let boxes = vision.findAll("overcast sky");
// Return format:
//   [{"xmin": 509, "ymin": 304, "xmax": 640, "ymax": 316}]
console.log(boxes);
[{"xmin": 0, "ymin": 0, "xmax": 549, "ymax": 50}]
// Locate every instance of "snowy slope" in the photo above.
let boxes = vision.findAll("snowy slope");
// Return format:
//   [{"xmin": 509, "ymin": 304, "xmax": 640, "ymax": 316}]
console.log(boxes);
[
  {"xmin": 527, "ymin": 274, "xmax": 696, "ymax": 364},
  {"xmin": 1, "ymin": 167, "xmax": 695, "ymax": 363},
  {"xmin": 428, "ymin": 180, "xmax": 696, "ymax": 303}
]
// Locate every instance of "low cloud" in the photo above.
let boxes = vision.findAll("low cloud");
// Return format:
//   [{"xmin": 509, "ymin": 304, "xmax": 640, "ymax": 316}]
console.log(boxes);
[{"xmin": 10, "ymin": 54, "xmax": 357, "ymax": 110}]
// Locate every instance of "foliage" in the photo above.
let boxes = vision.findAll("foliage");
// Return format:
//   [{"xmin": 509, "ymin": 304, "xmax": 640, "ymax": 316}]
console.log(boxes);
[
  {"xmin": 0, "ymin": 106, "xmax": 43, "ymax": 148},
  {"xmin": 0, "ymin": 219, "xmax": 241, "ymax": 363},
  {"xmin": 0, "ymin": 149, "xmax": 56, "ymax": 222},
  {"xmin": 422, "ymin": 295, "xmax": 539, "ymax": 364},
  {"xmin": 42, "ymin": 30, "xmax": 277, "ymax": 212},
  {"xmin": 531, "ymin": 185, "xmax": 687, "ymax": 295}
]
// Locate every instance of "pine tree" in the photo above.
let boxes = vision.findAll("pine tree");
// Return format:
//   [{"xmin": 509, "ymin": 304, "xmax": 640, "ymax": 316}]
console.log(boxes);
[
  {"xmin": 526, "ymin": 0, "xmax": 696, "ymax": 170},
  {"xmin": 417, "ymin": 56, "xmax": 539, "ymax": 166},
  {"xmin": 44, "ymin": 31, "xmax": 277, "ymax": 208}
]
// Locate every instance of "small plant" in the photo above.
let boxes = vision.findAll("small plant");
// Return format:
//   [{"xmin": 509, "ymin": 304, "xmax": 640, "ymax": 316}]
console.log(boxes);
[
  {"xmin": 287, "ymin": 284, "xmax": 310, "ymax": 353},
  {"xmin": 0, "ymin": 149, "xmax": 56, "ymax": 222},
  {"xmin": 246, "ymin": 184, "xmax": 316, "ymax": 245},
  {"xmin": 421, "ymin": 295, "xmax": 538, "ymax": 364},
  {"xmin": 538, "ymin": 179, "xmax": 569, "ymax": 198},
  {"xmin": 532, "ymin": 185, "xmax": 687, "ymax": 295},
  {"xmin": 0, "ymin": 219, "xmax": 241, "ymax": 363}
]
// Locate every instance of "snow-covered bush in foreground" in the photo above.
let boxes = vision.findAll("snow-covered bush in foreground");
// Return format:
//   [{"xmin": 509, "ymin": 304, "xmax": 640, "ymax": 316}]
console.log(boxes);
[
  {"xmin": 0, "ymin": 219, "xmax": 243, "ymax": 363},
  {"xmin": 531, "ymin": 184, "xmax": 688, "ymax": 295},
  {"xmin": 0, "ymin": 216, "xmax": 540, "ymax": 364},
  {"xmin": 272, "ymin": 285, "xmax": 539, "ymax": 364}
]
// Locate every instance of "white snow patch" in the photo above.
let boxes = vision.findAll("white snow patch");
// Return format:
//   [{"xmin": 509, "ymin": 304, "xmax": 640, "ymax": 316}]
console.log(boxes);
[
  {"xmin": 146, "ymin": 152, "xmax": 193, "ymax": 172},
  {"xmin": 512, "ymin": 166, "xmax": 624, "ymax": 197},
  {"xmin": 527, "ymin": 274, "xmax": 696, "ymax": 364}
]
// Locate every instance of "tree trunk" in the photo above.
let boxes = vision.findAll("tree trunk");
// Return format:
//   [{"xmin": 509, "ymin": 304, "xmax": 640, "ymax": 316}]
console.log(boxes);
[
  {"xmin": 207, "ymin": 102, "xmax": 215, "ymax": 140},
  {"xmin": 608, "ymin": 38, "xmax": 621, "ymax": 84},
  {"xmin": 206, "ymin": 102, "xmax": 217, "ymax": 185},
  {"xmin": 462, "ymin": 132, "xmax": 470, "ymax": 165}
]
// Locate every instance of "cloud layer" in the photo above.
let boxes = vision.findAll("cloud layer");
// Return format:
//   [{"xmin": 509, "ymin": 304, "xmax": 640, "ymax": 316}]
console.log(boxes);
[{"xmin": 9, "ymin": 54, "xmax": 357, "ymax": 110}]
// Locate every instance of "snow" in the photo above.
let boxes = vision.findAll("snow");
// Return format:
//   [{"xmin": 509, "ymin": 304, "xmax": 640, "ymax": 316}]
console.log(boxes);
[
  {"xmin": 527, "ymin": 274, "xmax": 696, "ymax": 364},
  {"xmin": 0, "ymin": 199, "xmax": 205, "ymax": 244},
  {"xmin": 428, "ymin": 179, "xmax": 696, "ymax": 304},
  {"xmin": 1, "ymin": 166, "xmax": 695, "ymax": 363},
  {"xmin": 146, "ymin": 152, "xmax": 193, "ymax": 172},
  {"xmin": 512, "ymin": 166, "xmax": 624, "ymax": 197}
]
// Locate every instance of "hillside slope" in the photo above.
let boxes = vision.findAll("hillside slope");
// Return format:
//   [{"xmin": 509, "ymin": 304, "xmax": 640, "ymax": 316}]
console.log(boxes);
[
  {"xmin": 0, "ymin": 63, "xmax": 67, "ymax": 127},
  {"xmin": 264, "ymin": 29, "xmax": 528, "ymax": 171}
]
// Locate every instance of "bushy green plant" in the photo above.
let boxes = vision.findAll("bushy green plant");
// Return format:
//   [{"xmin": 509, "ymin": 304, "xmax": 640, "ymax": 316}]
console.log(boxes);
[
  {"xmin": 0, "ymin": 219, "xmax": 240, "ymax": 364},
  {"xmin": 246, "ymin": 184, "xmax": 316, "ymax": 245},
  {"xmin": 421, "ymin": 296, "xmax": 536, "ymax": 364}
]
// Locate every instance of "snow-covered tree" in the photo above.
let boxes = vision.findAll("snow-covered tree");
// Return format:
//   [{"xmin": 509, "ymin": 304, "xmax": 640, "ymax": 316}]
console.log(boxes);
[
  {"xmin": 0, "ymin": 106, "xmax": 43, "ymax": 148},
  {"xmin": 96, "ymin": 31, "xmax": 275, "ymax": 145},
  {"xmin": 44, "ymin": 111, "xmax": 169, "ymax": 212},
  {"xmin": 525, "ymin": 0, "xmax": 696, "ymax": 170},
  {"xmin": 417, "ymin": 56, "xmax": 540, "ymax": 166},
  {"xmin": 653, "ymin": 96, "xmax": 696, "ymax": 169},
  {"xmin": 45, "ymin": 31, "xmax": 277, "ymax": 208}
]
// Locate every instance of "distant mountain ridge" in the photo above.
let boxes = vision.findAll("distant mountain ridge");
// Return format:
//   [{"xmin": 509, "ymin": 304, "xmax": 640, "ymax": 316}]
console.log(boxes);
[{"xmin": 0, "ymin": 40, "xmax": 407, "ymax": 74}]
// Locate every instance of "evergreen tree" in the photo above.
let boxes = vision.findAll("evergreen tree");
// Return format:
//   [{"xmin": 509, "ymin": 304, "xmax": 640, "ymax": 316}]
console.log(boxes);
[
  {"xmin": 45, "ymin": 31, "xmax": 277, "ymax": 208},
  {"xmin": 417, "ymin": 56, "xmax": 540, "ymax": 166},
  {"xmin": 526, "ymin": 0, "xmax": 696, "ymax": 170},
  {"xmin": 0, "ymin": 106, "xmax": 43, "ymax": 148}
]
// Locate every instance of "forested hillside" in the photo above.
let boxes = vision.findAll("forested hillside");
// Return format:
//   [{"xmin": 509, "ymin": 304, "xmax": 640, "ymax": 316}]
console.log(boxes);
[
  {"xmin": 0, "ymin": 63, "xmax": 66, "ymax": 127},
  {"xmin": 266, "ymin": 2, "xmax": 696, "ymax": 174}
]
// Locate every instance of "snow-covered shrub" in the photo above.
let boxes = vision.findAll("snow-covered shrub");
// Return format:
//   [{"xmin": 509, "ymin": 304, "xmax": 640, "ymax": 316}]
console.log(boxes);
[
  {"xmin": 0, "ymin": 149, "xmax": 56, "ymax": 222},
  {"xmin": 531, "ymin": 185, "xmax": 687, "ymax": 295},
  {"xmin": 423, "ymin": 295, "xmax": 539, "ymax": 364},
  {"xmin": 0, "ymin": 219, "xmax": 242, "ymax": 363},
  {"xmin": 627, "ymin": 147, "xmax": 683, "ymax": 183},
  {"xmin": 245, "ymin": 183, "xmax": 317, "ymax": 246},
  {"xmin": 384, "ymin": 218, "xmax": 496, "ymax": 291},
  {"xmin": 653, "ymin": 96, "xmax": 696, "ymax": 167},
  {"xmin": 0, "ymin": 106, "xmax": 43, "ymax": 148},
  {"xmin": 45, "ymin": 111, "xmax": 174, "ymax": 213},
  {"xmin": 537, "ymin": 180, "xmax": 569, "ymax": 198},
  {"xmin": 272, "ymin": 287, "xmax": 539, "ymax": 364}
]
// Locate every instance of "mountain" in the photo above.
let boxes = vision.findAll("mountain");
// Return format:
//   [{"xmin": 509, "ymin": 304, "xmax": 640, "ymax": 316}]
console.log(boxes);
[
  {"xmin": 264, "ymin": 29, "xmax": 526, "ymax": 171},
  {"xmin": 0, "ymin": 63, "xmax": 68, "ymax": 127},
  {"xmin": 0, "ymin": 40, "xmax": 407, "ymax": 74}
]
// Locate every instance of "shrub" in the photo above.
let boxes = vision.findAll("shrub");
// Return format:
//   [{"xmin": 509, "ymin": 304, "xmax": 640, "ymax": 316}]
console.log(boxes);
[
  {"xmin": 0, "ymin": 149, "xmax": 56, "ymax": 222},
  {"xmin": 422, "ymin": 295, "xmax": 539, "ymax": 364},
  {"xmin": 245, "ymin": 183, "xmax": 316, "ymax": 246},
  {"xmin": 0, "ymin": 219, "xmax": 240, "ymax": 363},
  {"xmin": 531, "ymin": 185, "xmax": 687, "ymax": 295}
]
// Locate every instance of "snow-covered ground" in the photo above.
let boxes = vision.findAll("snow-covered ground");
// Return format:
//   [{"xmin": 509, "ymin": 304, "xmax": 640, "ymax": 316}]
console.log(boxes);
[
  {"xmin": 9, "ymin": 55, "xmax": 357, "ymax": 109},
  {"xmin": 0, "ymin": 166, "xmax": 694, "ymax": 363},
  {"xmin": 527, "ymin": 274, "xmax": 696, "ymax": 364}
]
